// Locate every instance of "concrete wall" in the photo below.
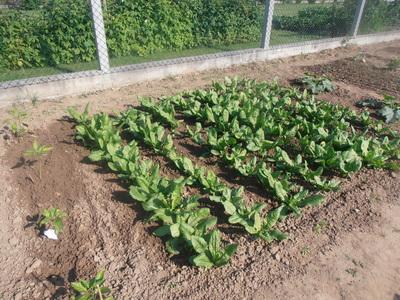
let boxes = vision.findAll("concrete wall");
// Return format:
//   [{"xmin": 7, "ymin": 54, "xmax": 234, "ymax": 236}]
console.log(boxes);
[{"xmin": 0, "ymin": 31, "xmax": 399, "ymax": 107}]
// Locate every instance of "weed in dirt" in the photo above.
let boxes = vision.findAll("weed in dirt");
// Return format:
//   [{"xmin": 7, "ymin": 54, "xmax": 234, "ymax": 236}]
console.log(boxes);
[
  {"xmin": 314, "ymin": 219, "xmax": 329, "ymax": 234},
  {"xmin": 387, "ymin": 58, "xmax": 400, "ymax": 70},
  {"xmin": 351, "ymin": 259, "xmax": 364, "ymax": 269},
  {"xmin": 353, "ymin": 52, "xmax": 367, "ymax": 63},
  {"xmin": 6, "ymin": 106, "xmax": 28, "ymax": 137},
  {"xmin": 345, "ymin": 268, "xmax": 357, "ymax": 277},
  {"xmin": 23, "ymin": 141, "xmax": 52, "ymax": 179},
  {"xmin": 300, "ymin": 246, "xmax": 311, "ymax": 257},
  {"xmin": 38, "ymin": 207, "xmax": 67, "ymax": 235},
  {"xmin": 167, "ymin": 283, "xmax": 177, "ymax": 289},
  {"xmin": 31, "ymin": 96, "xmax": 38, "ymax": 107},
  {"xmin": 344, "ymin": 254, "xmax": 364, "ymax": 269},
  {"xmin": 71, "ymin": 271, "xmax": 114, "ymax": 300}
]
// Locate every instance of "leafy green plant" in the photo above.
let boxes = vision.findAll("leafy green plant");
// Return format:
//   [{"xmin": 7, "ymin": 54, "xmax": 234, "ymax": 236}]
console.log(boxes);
[
  {"xmin": 140, "ymin": 98, "xmax": 179, "ymax": 129},
  {"xmin": 38, "ymin": 207, "xmax": 67, "ymax": 235},
  {"xmin": 71, "ymin": 271, "xmax": 114, "ymax": 300},
  {"xmin": 299, "ymin": 74, "xmax": 335, "ymax": 94},
  {"xmin": 190, "ymin": 230, "xmax": 237, "ymax": 268},
  {"xmin": 356, "ymin": 95, "xmax": 400, "ymax": 123},
  {"xmin": 67, "ymin": 103, "xmax": 91, "ymax": 124},
  {"xmin": 23, "ymin": 141, "xmax": 52, "ymax": 179},
  {"xmin": 281, "ymin": 188, "xmax": 324, "ymax": 216}
]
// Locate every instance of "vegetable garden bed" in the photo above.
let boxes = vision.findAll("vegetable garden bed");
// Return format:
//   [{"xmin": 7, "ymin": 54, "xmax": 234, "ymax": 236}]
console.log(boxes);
[
  {"xmin": 68, "ymin": 77, "xmax": 399, "ymax": 268},
  {"xmin": 1, "ymin": 41, "xmax": 399, "ymax": 299}
]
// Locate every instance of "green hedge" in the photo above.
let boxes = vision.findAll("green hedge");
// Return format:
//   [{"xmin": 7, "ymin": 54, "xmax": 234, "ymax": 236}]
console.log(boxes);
[
  {"xmin": 273, "ymin": 5, "xmax": 352, "ymax": 37},
  {"xmin": 273, "ymin": 0, "xmax": 400, "ymax": 37},
  {"xmin": 0, "ymin": 0, "xmax": 263, "ymax": 70},
  {"xmin": 0, "ymin": 11, "xmax": 44, "ymax": 69}
]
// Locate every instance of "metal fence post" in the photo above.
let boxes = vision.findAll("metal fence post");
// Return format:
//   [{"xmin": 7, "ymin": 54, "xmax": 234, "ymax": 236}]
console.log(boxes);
[
  {"xmin": 90, "ymin": 0, "xmax": 110, "ymax": 73},
  {"xmin": 350, "ymin": 0, "xmax": 367, "ymax": 37},
  {"xmin": 261, "ymin": 0, "xmax": 275, "ymax": 49}
]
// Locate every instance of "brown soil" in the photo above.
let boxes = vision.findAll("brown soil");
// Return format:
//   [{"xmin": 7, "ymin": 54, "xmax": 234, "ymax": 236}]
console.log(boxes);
[
  {"xmin": 306, "ymin": 55, "xmax": 400, "ymax": 98},
  {"xmin": 0, "ymin": 40, "xmax": 399, "ymax": 300}
]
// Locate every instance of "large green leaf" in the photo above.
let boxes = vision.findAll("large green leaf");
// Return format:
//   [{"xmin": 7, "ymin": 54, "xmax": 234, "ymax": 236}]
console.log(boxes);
[
  {"xmin": 191, "ymin": 236, "xmax": 208, "ymax": 254},
  {"xmin": 192, "ymin": 253, "xmax": 214, "ymax": 268},
  {"xmin": 208, "ymin": 230, "xmax": 221, "ymax": 258}
]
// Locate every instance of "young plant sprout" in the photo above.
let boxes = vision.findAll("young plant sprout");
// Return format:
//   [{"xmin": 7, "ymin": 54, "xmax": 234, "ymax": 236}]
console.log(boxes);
[
  {"xmin": 24, "ymin": 141, "xmax": 52, "ymax": 179},
  {"xmin": 7, "ymin": 106, "xmax": 28, "ymax": 137},
  {"xmin": 38, "ymin": 207, "xmax": 67, "ymax": 240},
  {"xmin": 71, "ymin": 271, "xmax": 114, "ymax": 300},
  {"xmin": 387, "ymin": 58, "xmax": 400, "ymax": 70}
]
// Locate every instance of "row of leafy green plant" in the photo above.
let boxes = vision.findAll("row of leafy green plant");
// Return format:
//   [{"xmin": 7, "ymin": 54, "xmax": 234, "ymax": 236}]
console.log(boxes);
[
  {"xmin": 273, "ymin": 0, "xmax": 400, "ymax": 37},
  {"xmin": 139, "ymin": 78, "xmax": 399, "ymax": 202},
  {"xmin": 0, "ymin": 0, "xmax": 263, "ymax": 70},
  {"xmin": 68, "ymin": 106, "xmax": 237, "ymax": 268},
  {"xmin": 69, "ymin": 78, "xmax": 399, "ymax": 268},
  {"xmin": 116, "ymin": 108, "xmax": 292, "ymax": 241}
]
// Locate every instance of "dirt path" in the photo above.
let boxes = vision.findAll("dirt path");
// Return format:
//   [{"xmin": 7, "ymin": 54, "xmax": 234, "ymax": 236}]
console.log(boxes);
[
  {"xmin": 259, "ymin": 202, "xmax": 400, "ymax": 300},
  {"xmin": 0, "ymin": 40, "xmax": 399, "ymax": 299}
]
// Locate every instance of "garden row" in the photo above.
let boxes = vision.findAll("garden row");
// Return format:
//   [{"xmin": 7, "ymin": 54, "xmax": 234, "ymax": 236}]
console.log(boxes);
[
  {"xmin": 0, "ymin": 0, "xmax": 263, "ymax": 69},
  {"xmin": 68, "ymin": 78, "xmax": 399, "ymax": 268}
]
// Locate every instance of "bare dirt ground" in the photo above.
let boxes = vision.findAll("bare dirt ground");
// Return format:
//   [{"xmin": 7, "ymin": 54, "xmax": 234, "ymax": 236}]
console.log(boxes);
[{"xmin": 0, "ymin": 40, "xmax": 399, "ymax": 300}]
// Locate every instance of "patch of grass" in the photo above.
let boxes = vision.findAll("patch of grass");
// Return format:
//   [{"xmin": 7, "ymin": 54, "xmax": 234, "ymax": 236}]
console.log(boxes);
[
  {"xmin": 270, "ymin": 30, "xmax": 322, "ymax": 46},
  {"xmin": 0, "ymin": 30, "xmax": 322, "ymax": 83},
  {"xmin": 274, "ymin": 3, "xmax": 331, "ymax": 17}
]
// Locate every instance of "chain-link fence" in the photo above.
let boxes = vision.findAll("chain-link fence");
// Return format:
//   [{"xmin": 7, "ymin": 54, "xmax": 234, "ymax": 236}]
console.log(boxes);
[
  {"xmin": 359, "ymin": 0, "xmax": 400, "ymax": 34},
  {"xmin": 0, "ymin": 0, "xmax": 399, "ymax": 89},
  {"xmin": 103, "ymin": 0, "xmax": 266, "ymax": 68},
  {"xmin": 0, "ymin": 0, "xmax": 102, "ymax": 86},
  {"xmin": 271, "ymin": 1, "xmax": 354, "ymax": 46}
]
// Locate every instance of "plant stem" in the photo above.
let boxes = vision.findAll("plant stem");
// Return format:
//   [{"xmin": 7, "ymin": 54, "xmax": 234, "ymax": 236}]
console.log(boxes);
[{"xmin": 97, "ymin": 285, "xmax": 104, "ymax": 300}]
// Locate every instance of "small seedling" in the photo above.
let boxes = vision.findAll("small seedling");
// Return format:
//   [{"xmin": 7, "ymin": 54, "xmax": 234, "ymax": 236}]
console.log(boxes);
[
  {"xmin": 299, "ymin": 73, "xmax": 335, "ymax": 94},
  {"xmin": 354, "ymin": 52, "xmax": 366, "ymax": 63},
  {"xmin": 314, "ymin": 219, "xmax": 329, "ymax": 234},
  {"xmin": 387, "ymin": 58, "xmax": 400, "ymax": 70},
  {"xmin": 31, "ymin": 96, "xmax": 38, "ymax": 106},
  {"xmin": 300, "ymin": 246, "xmax": 311, "ymax": 256},
  {"xmin": 345, "ymin": 268, "xmax": 357, "ymax": 277},
  {"xmin": 23, "ymin": 141, "xmax": 52, "ymax": 179},
  {"xmin": 7, "ymin": 106, "xmax": 28, "ymax": 137},
  {"xmin": 67, "ymin": 103, "xmax": 90, "ymax": 124},
  {"xmin": 38, "ymin": 207, "xmax": 67, "ymax": 236},
  {"xmin": 71, "ymin": 271, "xmax": 114, "ymax": 300}
]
